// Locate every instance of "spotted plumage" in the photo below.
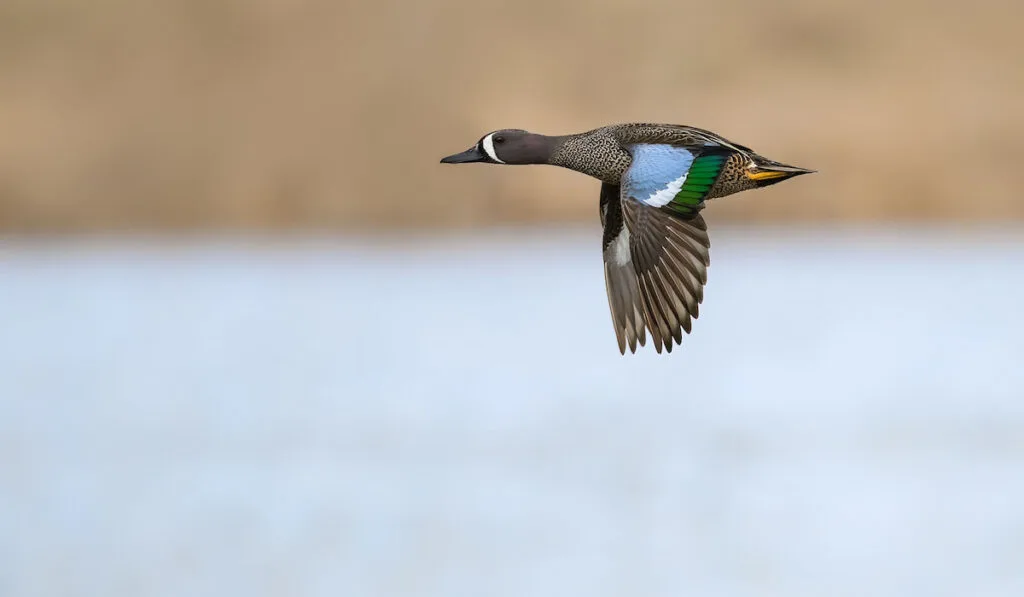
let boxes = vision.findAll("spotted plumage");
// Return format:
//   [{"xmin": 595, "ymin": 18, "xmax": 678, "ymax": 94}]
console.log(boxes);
[{"xmin": 441, "ymin": 123, "xmax": 813, "ymax": 354}]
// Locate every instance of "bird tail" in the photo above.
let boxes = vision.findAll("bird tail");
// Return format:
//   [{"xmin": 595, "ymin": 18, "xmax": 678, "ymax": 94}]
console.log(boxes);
[{"xmin": 745, "ymin": 156, "xmax": 815, "ymax": 187}]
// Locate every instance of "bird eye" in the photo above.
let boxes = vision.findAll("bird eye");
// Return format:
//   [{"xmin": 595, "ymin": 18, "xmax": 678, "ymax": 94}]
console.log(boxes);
[{"xmin": 493, "ymin": 135, "xmax": 505, "ymax": 144}]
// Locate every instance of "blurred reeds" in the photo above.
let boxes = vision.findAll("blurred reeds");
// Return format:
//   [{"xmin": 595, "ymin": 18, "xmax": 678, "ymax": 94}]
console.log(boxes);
[{"xmin": 0, "ymin": 0, "xmax": 1021, "ymax": 232}]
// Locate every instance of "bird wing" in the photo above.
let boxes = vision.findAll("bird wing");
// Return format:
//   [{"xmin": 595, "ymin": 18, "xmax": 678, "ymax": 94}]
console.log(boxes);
[
  {"xmin": 620, "ymin": 143, "xmax": 731, "ymax": 215},
  {"xmin": 611, "ymin": 123, "xmax": 755, "ymax": 155},
  {"xmin": 600, "ymin": 182, "xmax": 647, "ymax": 354},
  {"xmin": 619, "ymin": 144, "xmax": 713, "ymax": 353}
]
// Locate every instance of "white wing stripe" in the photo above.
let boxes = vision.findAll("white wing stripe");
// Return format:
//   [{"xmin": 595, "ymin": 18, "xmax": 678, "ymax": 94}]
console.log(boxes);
[
  {"xmin": 643, "ymin": 173, "xmax": 688, "ymax": 207},
  {"xmin": 610, "ymin": 225, "xmax": 631, "ymax": 266}
]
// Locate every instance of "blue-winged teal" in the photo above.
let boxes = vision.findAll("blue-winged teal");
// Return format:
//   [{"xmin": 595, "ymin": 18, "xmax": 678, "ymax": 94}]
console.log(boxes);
[{"xmin": 441, "ymin": 123, "xmax": 813, "ymax": 354}]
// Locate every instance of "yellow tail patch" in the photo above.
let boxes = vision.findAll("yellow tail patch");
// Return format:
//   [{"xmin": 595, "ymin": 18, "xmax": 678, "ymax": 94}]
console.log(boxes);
[{"xmin": 746, "ymin": 169, "xmax": 790, "ymax": 181}]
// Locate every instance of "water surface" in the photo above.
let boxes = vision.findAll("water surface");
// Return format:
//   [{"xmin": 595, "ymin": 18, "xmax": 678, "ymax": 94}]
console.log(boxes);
[{"xmin": 2, "ymin": 227, "xmax": 1023, "ymax": 597}]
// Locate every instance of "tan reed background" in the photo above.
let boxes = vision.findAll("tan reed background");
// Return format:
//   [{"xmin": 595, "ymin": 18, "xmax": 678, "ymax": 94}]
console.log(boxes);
[{"xmin": 0, "ymin": 0, "xmax": 1021, "ymax": 232}]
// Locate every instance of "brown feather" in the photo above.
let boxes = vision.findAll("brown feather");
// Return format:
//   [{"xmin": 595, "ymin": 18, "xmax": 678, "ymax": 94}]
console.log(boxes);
[{"xmin": 622, "ymin": 198, "xmax": 711, "ymax": 353}]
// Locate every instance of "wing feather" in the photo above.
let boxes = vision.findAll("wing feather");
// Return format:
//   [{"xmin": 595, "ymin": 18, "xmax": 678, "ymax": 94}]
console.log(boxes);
[
  {"xmin": 622, "ymin": 198, "xmax": 711, "ymax": 354},
  {"xmin": 599, "ymin": 183, "xmax": 646, "ymax": 354}
]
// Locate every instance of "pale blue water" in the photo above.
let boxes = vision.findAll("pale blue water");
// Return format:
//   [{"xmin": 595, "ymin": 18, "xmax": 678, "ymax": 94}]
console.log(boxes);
[{"xmin": 2, "ymin": 227, "xmax": 1024, "ymax": 597}]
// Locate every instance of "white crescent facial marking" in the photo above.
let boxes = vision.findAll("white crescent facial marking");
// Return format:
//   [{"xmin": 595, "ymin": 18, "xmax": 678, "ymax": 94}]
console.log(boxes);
[
  {"xmin": 644, "ymin": 174, "xmax": 689, "ymax": 207},
  {"xmin": 481, "ymin": 133, "xmax": 505, "ymax": 164}
]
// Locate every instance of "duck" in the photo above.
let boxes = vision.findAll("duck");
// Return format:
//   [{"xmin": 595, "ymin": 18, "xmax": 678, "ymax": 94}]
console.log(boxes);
[{"xmin": 440, "ymin": 123, "xmax": 813, "ymax": 354}]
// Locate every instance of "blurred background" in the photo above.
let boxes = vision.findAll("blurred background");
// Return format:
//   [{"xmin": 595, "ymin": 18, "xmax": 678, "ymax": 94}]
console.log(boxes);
[{"xmin": 2, "ymin": 0, "xmax": 1023, "ymax": 596}]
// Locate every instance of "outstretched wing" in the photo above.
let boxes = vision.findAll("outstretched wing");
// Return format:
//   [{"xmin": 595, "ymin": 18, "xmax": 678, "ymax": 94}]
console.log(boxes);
[
  {"xmin": 600, "ymin": 182, "xmax": 646, "ymax": 354},
  {"xmin": 620, "ymin": 144, "xmax": 714, "ymax": 353}
]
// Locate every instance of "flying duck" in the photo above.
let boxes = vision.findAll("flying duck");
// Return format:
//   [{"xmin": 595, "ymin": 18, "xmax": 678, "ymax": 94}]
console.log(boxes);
[{"xmin": 441, "ymin": 123, "xmax": 813, "ymax": 354}]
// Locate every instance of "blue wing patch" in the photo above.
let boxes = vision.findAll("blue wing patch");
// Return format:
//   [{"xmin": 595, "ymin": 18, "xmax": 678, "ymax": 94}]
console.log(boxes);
[{"xmin": 622, "ymin": 144, "xmax": 695, "ymax": 208}]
